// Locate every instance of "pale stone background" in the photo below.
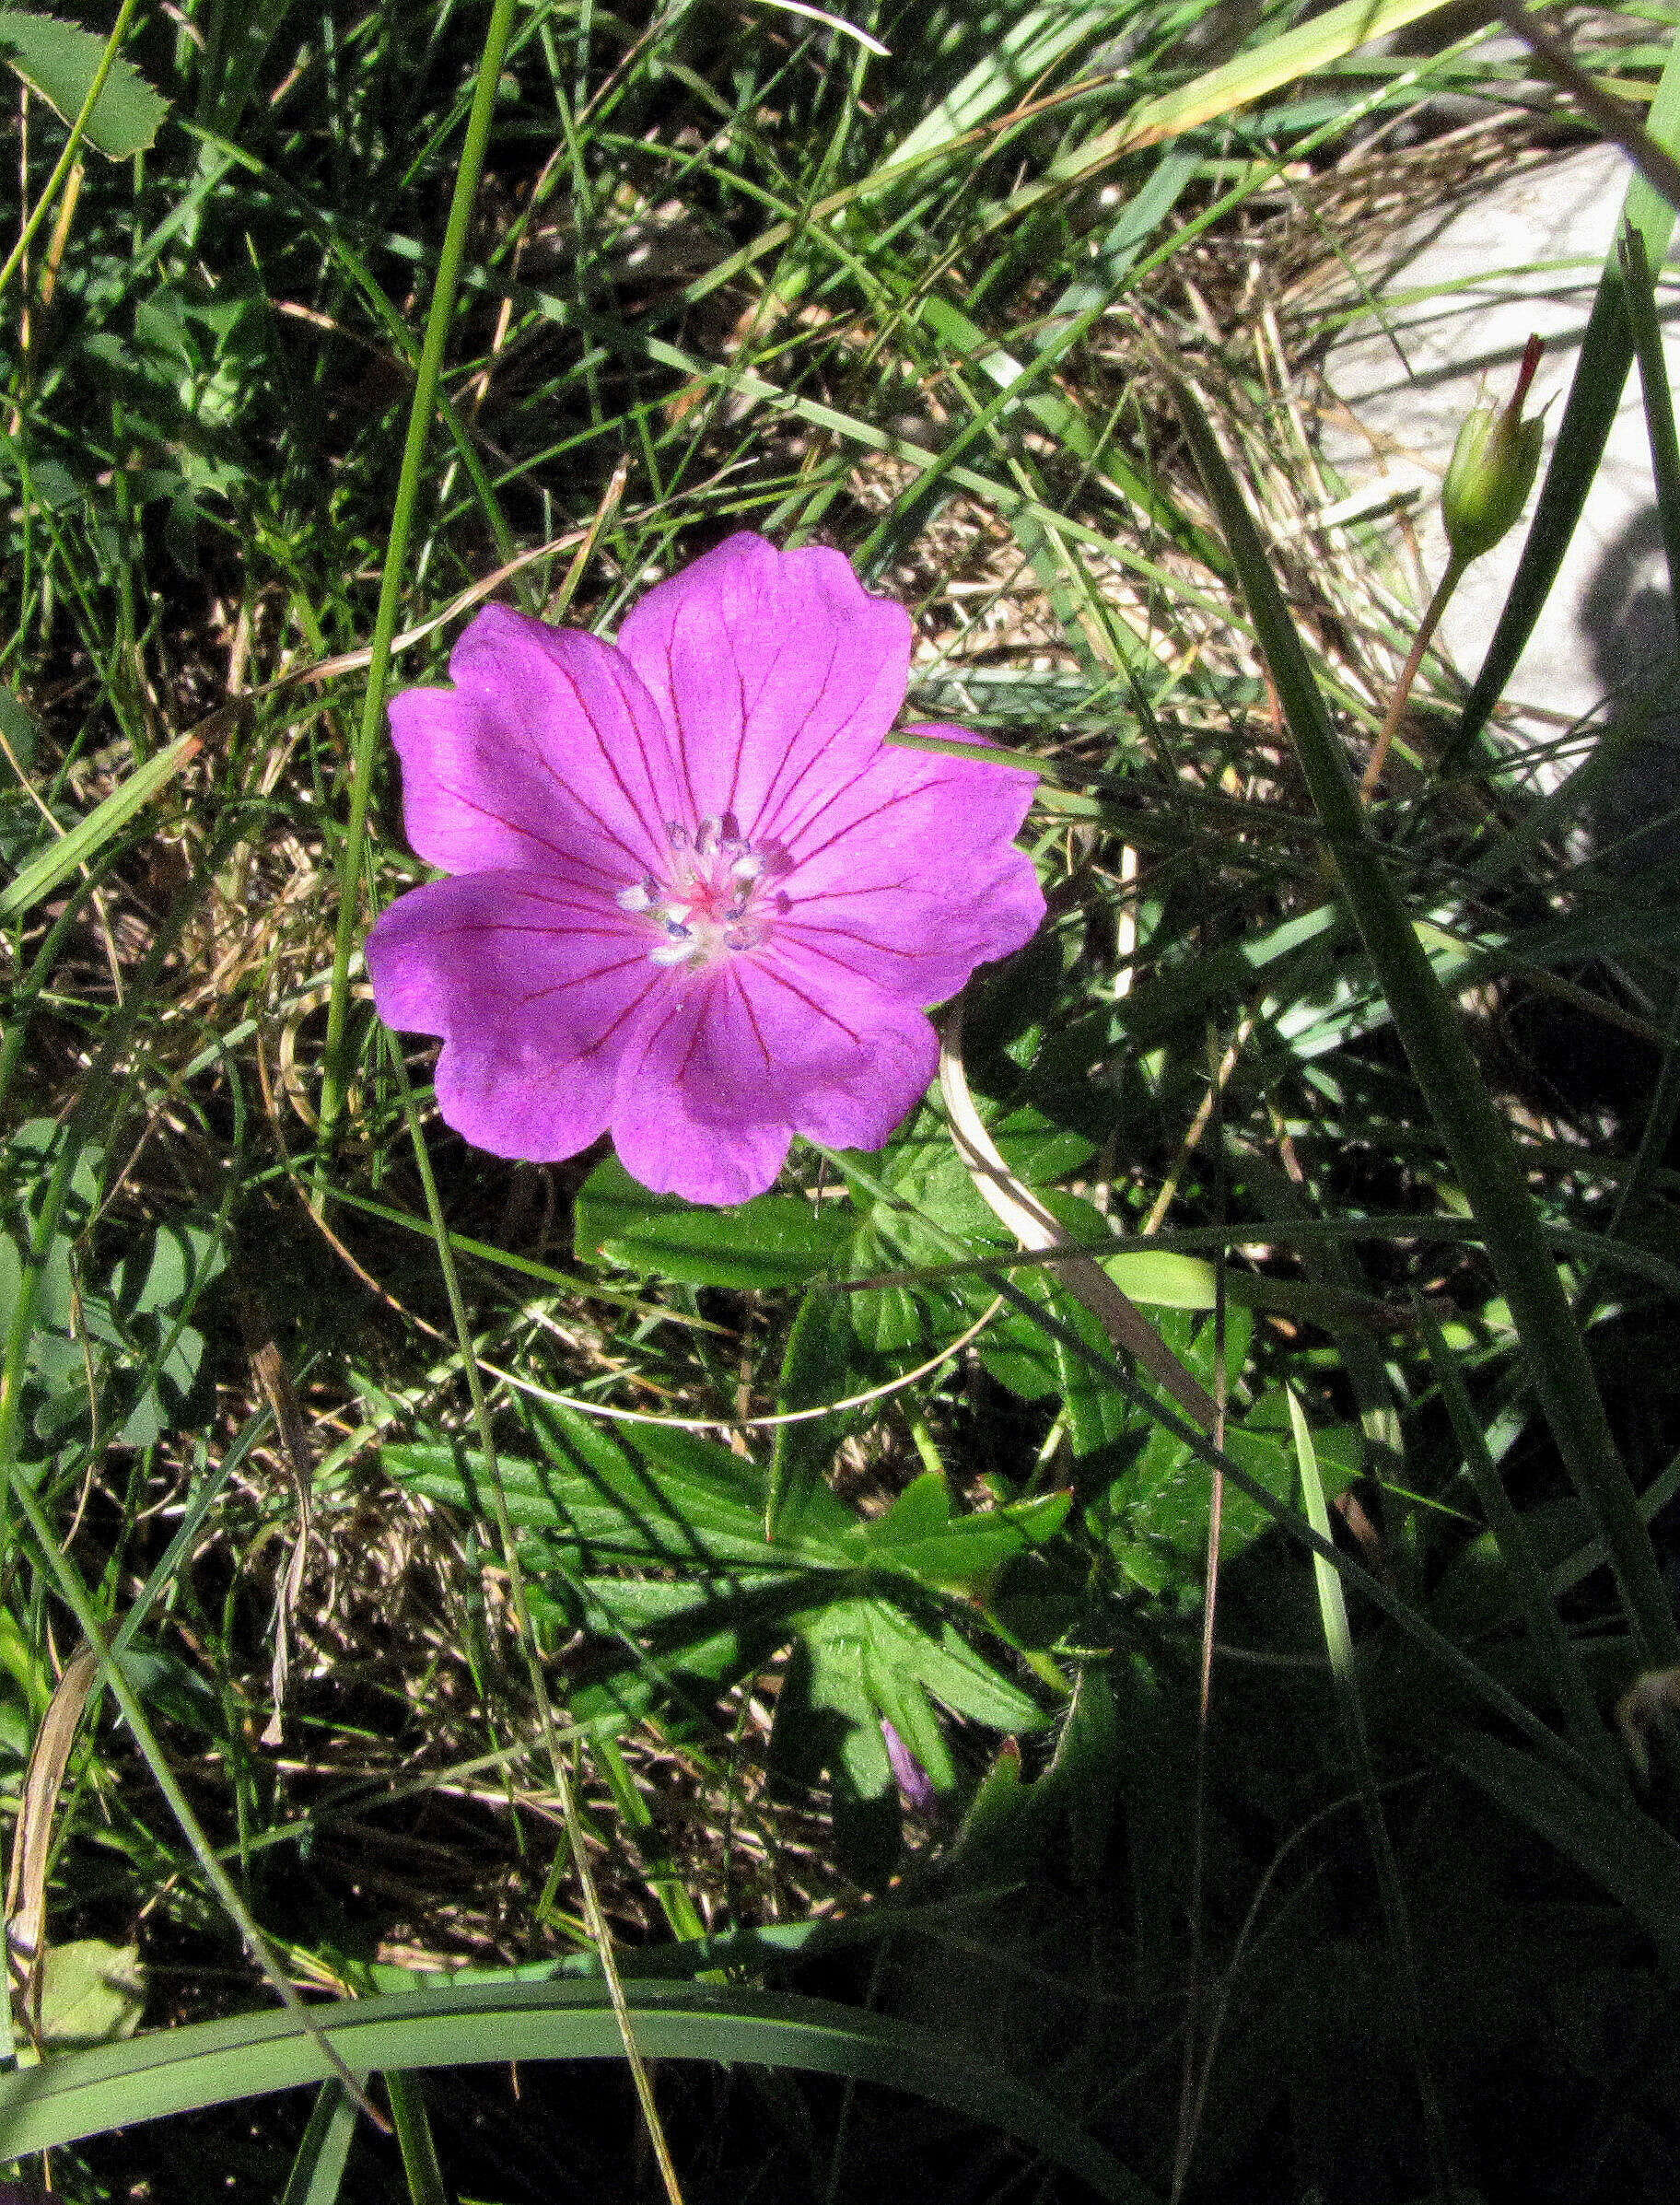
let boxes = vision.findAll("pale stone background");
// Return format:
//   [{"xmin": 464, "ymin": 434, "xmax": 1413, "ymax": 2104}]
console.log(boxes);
[{"xmin": 1316, "ymin": 138, "xmax": 1679, "ymax": 747}]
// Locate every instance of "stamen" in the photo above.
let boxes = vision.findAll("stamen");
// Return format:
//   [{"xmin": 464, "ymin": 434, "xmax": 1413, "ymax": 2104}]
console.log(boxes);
[{"xmin": 622, "ymin": 820, "xmax": 786, "ymax": 970}]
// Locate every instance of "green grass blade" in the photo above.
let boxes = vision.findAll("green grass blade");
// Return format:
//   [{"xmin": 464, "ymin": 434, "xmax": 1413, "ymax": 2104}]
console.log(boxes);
[
  {"xmin": 1449, "ymin": 1736, "xmax": 1680, "ymax": 1965},
  {"xmin": 1289, "ymin": 1389, "xmax": 1453, "ymax": 2199},
  {"xmin": 318, "ymin": 0, "xmax": 520, "ymax": 1143},
  {"xmin": 1620, "ymin": 221, "xmax": 1680, "ymax": 648},
  {"xmin": 278, "ymin": 2079, "xmax": 364, "ymax": 2205},
  {"xmin": 0, "ymin": 728, "xmax": 199, "ymax": 922},
  {"xmin": 0, "ymin": 1981, "xmax": 1158, "ymax": 2203},
  {"xmin": 883, "ymin": 1, "xmax": 1127, "ymax": 171},
  {"xmin": 1417, "ymin": 1303, "xmax": 1612, "ymax": 1775},
  {"xmin": 1448, "ymin": 22, "xmax": 1680, "ymax": 764},
  {"xmin": 1171, "ymin": 375, "xmax": 1679, "ymax": 1669},
  {"xmin": 384, "ymin": 2071, "xmax": 448, "ymax": 2205},
  {"xmin": 1009, "ymin": 0, "xmax": 1465, "ymax": 207}
]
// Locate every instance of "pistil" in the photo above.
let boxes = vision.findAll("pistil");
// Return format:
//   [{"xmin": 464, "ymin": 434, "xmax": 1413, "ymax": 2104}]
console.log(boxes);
[{"xmin": 617, "ymin": 814, "xmax": 789, "ymax": 969}]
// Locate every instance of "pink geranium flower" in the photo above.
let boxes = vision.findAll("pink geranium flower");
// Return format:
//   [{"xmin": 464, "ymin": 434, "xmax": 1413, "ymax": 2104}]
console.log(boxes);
[{"xmin": 366, "ymin": 531, "xmax": 1044, "ymax": 1206}]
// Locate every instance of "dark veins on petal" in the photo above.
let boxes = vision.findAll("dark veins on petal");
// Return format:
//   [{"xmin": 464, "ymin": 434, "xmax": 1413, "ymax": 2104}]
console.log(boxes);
[{"xmin": 774, "ymin": 764, "xmax": 951, "ymax": 871}]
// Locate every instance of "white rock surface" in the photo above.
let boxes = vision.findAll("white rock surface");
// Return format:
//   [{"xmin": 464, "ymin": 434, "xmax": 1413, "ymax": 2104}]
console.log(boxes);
[{"xmin": 1315, "ymin": 139, "xmax": 1680, "ymax": 740}]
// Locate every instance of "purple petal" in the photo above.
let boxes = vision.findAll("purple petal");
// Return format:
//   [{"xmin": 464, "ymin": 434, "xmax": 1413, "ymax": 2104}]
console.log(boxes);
[
  {"xmin": 882, "ymin": 1720, "xmax": 936, "ymax": 1811},
  {"xmin": 366, "ymin": 870, "xmax": 663, "ymax": 1161},
  {"xmin": 368, "ymin": 542, "xmax": 1047, "ymax": 1204},
  {"xmin": 609, "ymin": 956, "xmax": 940, "ymax": 1202},
  {"xmin": 610, "ymin": 977, "xmax": 796, "ymax": 1204},
  {"xmin": 390, "ymin": 605, "xmax": 686, "ymax": 887},
  {"xmin": 727, "ymin": 952, "xmax": 941, "ymax": 1149},
  {"xmin": 775, "ymin": 727, "xmax": 1044, "ymax": 1002},
  {"xmin": 616, "ymin": 533, "xmax": 912, "ymax": 842}
]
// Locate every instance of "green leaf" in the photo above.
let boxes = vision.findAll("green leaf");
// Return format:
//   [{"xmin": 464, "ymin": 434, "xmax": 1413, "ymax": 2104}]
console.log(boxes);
[
  {"xmin": 29, "ymin": 1938, "xmax": 145, "ymax": 2054},
  {"xmin": 862, "ymin": 1107, "xmax": 1095, "ymax": 1267},
  {"xmin": 846, "ymin": 1215, "xmax": 960, "ymax": 1355},
  {"xmin": 1094, "ymin": 1309, "xmax": 1356, "ymax": 1594},
  {"xmin": 0, "ymin": 684, "xmax": 38, "ymax": 770},
  {"xmin": 792, "ymin": 1592, "xmax": 1044, "ymax": 1766},
  {"xmin": 768, "ymin": 1285, "xmax": 870, "ymax": 1540},
  {"xmin": 1053, "ymin": 1665, "xmax": 1120, "ymax": 1891},
  {"xmin": 1101, "ymin": 1249, "xmax": 1221, "ymax": 1309},
  {"xmin": 0, "ymin": 9, "xmax": 168, "ymax": 159},
  {"xmin": 576, "ymin": 1153, "xmax": 848, "ymax": 1289},
  {"xmin": 867, "ymin": 1600, "xmax": 1044, "ymax": 1732},
  {"xmin": 108, "ymin": 1221, "xmax": 224, "ymax": 1322},
  {"xmin": 851, "ymin": 1470, "xmax": 1068, "ymax": 1592},
  {"xmin": 390, "ymin": 1435, "xmax": 783, "ymax": 1575},
  {"xmin": 1054, "ymin": 1288, "xmax": 1135, "ymax": 1459}
]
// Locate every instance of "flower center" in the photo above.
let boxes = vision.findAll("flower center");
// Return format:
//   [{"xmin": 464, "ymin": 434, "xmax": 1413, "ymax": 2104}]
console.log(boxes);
[{"xmin": 615, "ymin": 814, "xmax": 790, "ymax": 969}]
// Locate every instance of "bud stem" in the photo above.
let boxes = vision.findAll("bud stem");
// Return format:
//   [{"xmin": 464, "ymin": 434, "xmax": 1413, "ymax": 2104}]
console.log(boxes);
[{"xmin": 1360, "ymin": 550, "xmax": 1468, "ymax": 800}]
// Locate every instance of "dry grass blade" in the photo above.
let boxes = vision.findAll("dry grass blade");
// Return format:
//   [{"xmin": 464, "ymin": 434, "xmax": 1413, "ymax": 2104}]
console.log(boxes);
[
  {"xmin": 5, "ymin": 1647, "xmax": 99, "ymax": 2044},
  {"xmin": 938, "ymin": 1011, "xmax": 1218, "ymax": 1432},
  {"xmin": 236, "ymin": 1287, "xmax": 314, "ymax": 1748},
  {"xmin": 1491, "ymin": 1, "xmax": 1680, "ymax": 209}
]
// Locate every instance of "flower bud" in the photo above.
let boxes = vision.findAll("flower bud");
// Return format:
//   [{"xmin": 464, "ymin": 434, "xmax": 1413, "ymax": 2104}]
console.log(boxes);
[{"xmin": 1441, "ymin": 333, "xmax": 1545, "ymax": 564}]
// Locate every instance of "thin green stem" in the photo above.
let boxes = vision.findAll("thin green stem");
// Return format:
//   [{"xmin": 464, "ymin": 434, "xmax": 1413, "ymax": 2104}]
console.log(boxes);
[
  {"xmin": 319, "ymin": 0, "xmax": 519, "ymax": 1146},
  {"xmin": 0, "ymin": 0, "xmax": 143, "ymax": 312},
  {"xmin": 388, "ymin": 1038, "xmax": 687, "ymax": 2205}
]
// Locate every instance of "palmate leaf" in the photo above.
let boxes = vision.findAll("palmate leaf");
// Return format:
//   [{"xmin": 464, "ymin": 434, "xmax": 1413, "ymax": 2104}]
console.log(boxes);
[
  {"xmin": 384, "ymin": 1406, "xmax": 1054, "ymax": 1767},
  {"xmin": 0, "ymin": 8, "xmax": 167, "ymax": 159},
  {"xmin": 857, "ymin": 1469, "xmax": 1068, "ymax": 1593}
]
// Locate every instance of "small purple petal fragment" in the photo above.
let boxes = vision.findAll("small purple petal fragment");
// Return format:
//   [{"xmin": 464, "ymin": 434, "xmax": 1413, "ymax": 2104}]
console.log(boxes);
[
  {"xmin": 368, "ymin": 532, "xmax": 1045, "ymax": 1205},
  {"xmin": 882, "ymin": 1719, "xmax": 936, "ymax": 1812}
]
